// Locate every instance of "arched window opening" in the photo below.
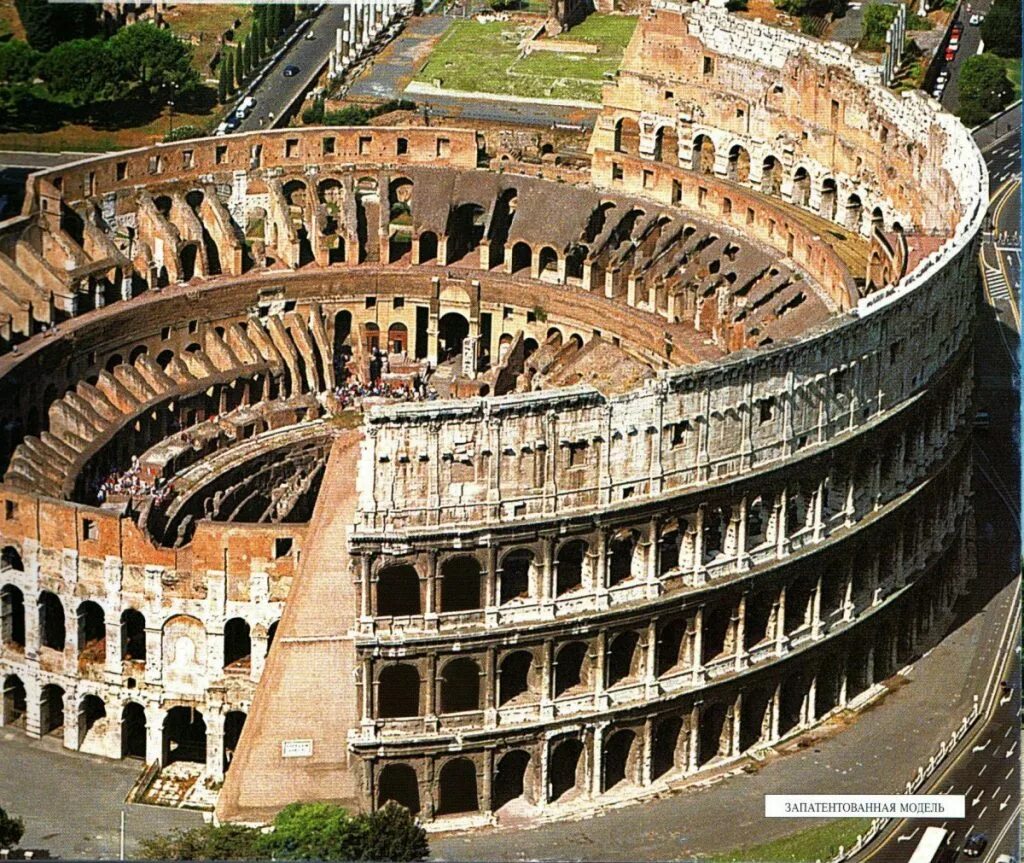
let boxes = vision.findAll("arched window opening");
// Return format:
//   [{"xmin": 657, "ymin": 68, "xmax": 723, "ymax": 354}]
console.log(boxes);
[
  {"xmin": 440, "ymin": 657, "xmax": 481, "ymax": 714},
  {"xmin": 498, "ymin": 651, "xmax": 533, "ymax": 706},
  {"xmin": 692, "ymin": 135, "xmax": 715, "ymax": 174},
  {"xmin": 38, "ymin": 591, "xmax": 65, "ymax": 651},
  {"xmin": 378, "ymin": 763, "xmax": 421, "ymax": 814},
  {"xmin": 437, "ymin": 758, "xmax": 479, "ymax": 815},
  {"xmin": 163, "ymin": 706, "xmax": 206, "ymax": 764},
  {"xmin": 727, "ymin": 145, "xmax": 750, "ymax": 183},
  {"xmin": 438, "ymin": 312, "xmax": 469, "ymax": 364},
  {"xmin": 1, "ymin": 584, "xmax": 25, "ymax": 649},
  {"xmin": 440, "ymin": 556, "xmax": 482, "ymax": 612},
  {"xmin": 224, "ymin": 618, "xmax": 252, "ymax": 669},
  {"xmin": 555, "ymin": 541, "xmax": 586, "ymax": 596},
  {"xmin": 499, "ymin": 550, "xmax": 532, "ymax": 605},
  {"xmin": 614, "ymin": 118, "xmax": 640, "ymax": 156},
  {"xmin": 377, "ymin": 565, "xmax": 421, "ymax": 617},
  {"xmin": 607, "ymin": 531, "xmax": 636, "ymax": 587},
  {"xmin": 606, "ymin": 631, "xmax": 640, "ymax": 687},
  {"xmin": 40, "ymin": 684, "xmax": 65, "ymax": 736},
  {"xmin": 78, "ymin": 694, "xmax": 106, "ymax": 748},
  {"xmin": 602, "ymin": 729, "xmax": 637, "ymax": 791},
  {"xmin": 510, "ymin": 242, "xmax": 532, "ymax": 275},
  {"xmin": 492, "ymin": 749, "xmax": 531, "ymax": 811},
  {"xmin": 121, "ymin": 702, "xmax": 147, "ymax": 759},
  {"xmin": 651, "ymin": 715, "xmax": 683, "ymax": 780},
  {"xmin": 77, "ymin": 600, "xmax": 105, "ymax": 659},
  {"xmin": 121, "ymin": 609, "xmax": 146, "ymax": 661},
  {"xmin": 378, "ymin": 664, "xmax": 421, "ymax": 718},
  {"xmin": 554, "ymin": 641, "xmax": 588, "ymax": 697},
  {"xmin": 762, "ymin": 156, "xmax": 783, "ymax": 196},
  {"xmin": 548, "ymin": 738, "xmax": 584, "ymax": 802},
  {"xmin": 2, "ymin": 674, "xmax": 27, "ymax": 727},
  {"xmin": 418, "ymin": 231, "xmax": 438, "ymax": 264},
  {"xmin": 656, "ymin": 617, "xmax": 687, "ymax": 677},
  {"xmin": 792, "ymin": 167, "xmax": 811, "ymax": 207}
]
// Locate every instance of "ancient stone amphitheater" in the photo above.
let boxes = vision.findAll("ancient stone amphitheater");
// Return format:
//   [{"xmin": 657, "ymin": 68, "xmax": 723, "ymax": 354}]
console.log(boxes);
[{"xmin": 0, "ymin": 0, "xmax": 986, "ymax": 829}]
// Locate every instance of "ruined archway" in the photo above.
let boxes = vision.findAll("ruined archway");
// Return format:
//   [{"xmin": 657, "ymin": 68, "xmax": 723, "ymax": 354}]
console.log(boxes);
[
  {"xmin": 436, "ymin": 757, "xmax": 479, "ymax": 815},
  {"xmin": 440, "ymin": 555, "xmax": 482, "ymax": 612},
  {"xmin": 378, "ymin": 664, "xmax": 421, "ymax": 718},
  {"xmin": 1, "ymin": 584, "xmax": 25, "ymax": 649},
  {"xmin": 499, "ymin": 549, "xmax": 532, "ymax": 604},
  {"xmin": 38, "ymin": 591, "xmax": 65, "ymax": 651},
  {"xmin": 440, "ymin": 657, "xmax": 481, "ymax": 714},
  {"xmin": 555, "ymin": 540, "xmax": 587, "ymax": 596},
  {"xmin": 121, "ymin": 701, "xmax": 146, "ymax": 758},
  {"xmin": 492, "ymin": 749, "xmax": 531, "ymax": 811},
  {"xmin": 438, "ymin": 312, "xmax": 469, "ymax": 364},
  {"xmin": 162, "ymin": 706, "xmax": 206, "ymax": 764},
  {"xmin": 498, "ymin": 650, "xmax": 533, "ymax": 706},
  {"xmin": 377, "ymin": 565, "xmax": 421, "ymax": 616},
  {"xmin": 378, "ymin": 763, "xmax": 421, "ymax": 814}
]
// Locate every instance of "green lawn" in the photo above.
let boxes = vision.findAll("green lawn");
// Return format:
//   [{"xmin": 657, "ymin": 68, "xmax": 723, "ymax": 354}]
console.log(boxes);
[
  {"xmin": 705, "ymin": 819, "xmax": 875, "ymax": 863},
  {"xmin": 1000, "ymin": 55, "xmax": 1022, "ymax": 100},
  {"xmin": 414, "ymin": 14, "xmax": 636, "ymax": 103}
]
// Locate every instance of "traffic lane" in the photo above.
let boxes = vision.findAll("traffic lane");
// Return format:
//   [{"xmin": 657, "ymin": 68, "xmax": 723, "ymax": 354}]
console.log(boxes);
[
  {"xmin": 984, "ymin": 139, "xmax": 1021, "ymax": 191},
  {"xmin": 938, "ymin": 8, "xmax": 986, "ymax": 112},
  {"xmin": 975, "ymin": 104, "xmax": 1022, "ymax": 152},
  {"xmin": 236, "ymin": 5, "xmax": 349, "ymax": 131}
]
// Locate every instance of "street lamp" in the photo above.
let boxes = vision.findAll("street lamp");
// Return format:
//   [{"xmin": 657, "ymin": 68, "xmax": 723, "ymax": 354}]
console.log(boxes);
[{"xmin": 167, "ymin": 99, "xmax": 175, "ymax": 137}]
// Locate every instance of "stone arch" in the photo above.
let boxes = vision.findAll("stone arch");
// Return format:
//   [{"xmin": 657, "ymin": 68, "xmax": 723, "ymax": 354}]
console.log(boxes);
[
  {"xmin": 105, "ymin": 353, "xmax": 124, "ymax": 372},
  {"xmin": 606, "ymin": 630, "xmax": 641, "ymax": 687},
  {"xmin": 180, "ymin": 243, "xmax": 199, "ymax": 281},
  {"xmin": 498, "ymin": 650, "xmax": 534, "ymax": 705},
  {"xmin": 499, "ymin": 549, "xmax": 532, "ymax": 604},
  {"xmin": 792, "ymin": 167, "xmax": 811, "ymax": 207},
  {"xmin": 602, "ymin": 728, "xmax": 639, "ymax": 791},
  {"xmin": 2, "ymin": 674, "xmax": 26, "ymax": 727},
  {"xmin": 727, "ymin": 144, "xmax": 750, "ymax": 183},
  {"xmin": 510, "ymin": 241, "xmax": 532, "ymax": 275},
  {"xmin": 437, "ymin": 757, "xmax": 479, "ymax": 815},
  {"xmin": 1, "ymin": 584, "xmax": 25, "ymax": 648},
  {"xmin": 658, "ymin": 520, "xmax": 682, "ymax": 575},
  {"xmin": 40, "ymin": 683, "xmax": 65, "ymax": 736},
  {"xmin": 156, "ymin": 349, "xmax": 175, "ymax": 369},
  {"xmin": 121, "ymin": 608, "xmax": 146, "ymax": 661},
  {"xmin": 438, "ymin": 312, "xmax": 469, "ymax": 364},
  {"xmin": 448, "ymin": 202, "xmax": 486, "ymax": 263},
  {"xmin": 224, "ymin": 710, "xmax": 246, "ymax": 772},
  {"xmin": 378, "ymin": 664, "xmax": 421, "ymax": 718},
  {"xmin": 656, "ymin": 616, "xmax": 688, "ymax": 677},
  {"xmin": 162, "ymin": 706, "xmax": 206, "ymax": 764},
  {"xmin": 651, "ymin": 714, "xmax": 684, "ymax": 780},
  {"xmin": 387, "ymin": 322, "xmax": 408, "ymax": 354},
  {"xmin": 845, "ymin": 194, "xmax": 863, "ymax": 232},
  {"xmin": 554, "ymin": 641, "xmax": 589, "ymax": 696},
  {"xmin": 363, "ymin": 321, "xmax": 381, "ymax": 353},
  {"xmin": 692, "ymin": 134, "xmax": 715, "ymax": 174},
  {"xmin": 739, "ymin": 686, "xmax": 772, "ymax": 751},
  {"xmin": 440, "ymin": 657, "xmax": 481, "ymax": 713},
  {"xmin": 439, "ymin": 555, "xmax": 482, "ymax": 612},
  {"xmin": 418, "ymin": 231, "xmax": 438, "ymax": 263},
  {"xmin": 614, "ymin": 117, "xmax": 640, "ymax": 156},
  {"xmin": 697, "ymin": 701, "xmax": 729, "ymax": 766},
  {"xmin": 377, "ymin": 564, "xmax": 421, "ymax": 616},
  {"xmin": 78, "ymin": 693, "xmax": 106, "ymax": 748},
  {"xmin": 492, "ymin": 749, "xmax": 531, "ymax": 811},
  {"xmin": 388, "ymin": 178, "xmax": 414, "ymax": 263},
  {"xmin": 1, "ymin": 545, "xmax": 22, "ymax": 571},
  {"xmin": 654, "ymin": 125, "xmax": 678, "ymax": 163},
  {"xmin": 38, "ymin": 590, "xmax": 65, "ymax": 651},
  {"xmin": 121, "ymin": 701, "xmax": 146, "ymax": 758},
  {"xmin": 762, "ymin": 156, "xmax": 783, "ymax": 196},
  {"xmin": 537, "ymin": 246, "xmax": 558, "ymax": 277},
  {"xmin": 555, "ymin": 539, "xmax": 587, "ymax": 596},
  {"xmin": 607, "ymin": 529, "xmax": 638, "ymax": 587},
  {"xmin": 224, "ymin": 617, "xmax": 251, "ymax": 668},
  {"xmin": 549, "ymin": 737, "xmax": 585, "ymax": 802},
  {"xmin": 378, "ymin": 763, "xmax": 421, "ymax": 814},
  {"xmin": 820, "ymin": 178, "xmax": 837, "ymax": 220},
  {"xmin": 76, "ymin": 600, "xmax": 105, "ymax": 660}
]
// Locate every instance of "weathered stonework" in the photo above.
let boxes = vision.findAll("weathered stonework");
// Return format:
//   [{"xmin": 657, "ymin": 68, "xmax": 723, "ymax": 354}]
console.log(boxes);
[{"xmin": 0, "ymin": 0, "xmax": 986, "ymax": 832}]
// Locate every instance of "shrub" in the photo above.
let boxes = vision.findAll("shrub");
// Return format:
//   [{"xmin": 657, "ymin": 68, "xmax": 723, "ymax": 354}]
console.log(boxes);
[
  {"xmin": 164, "ymin": 125, "xmax": 203, "ymax": 143},
  {"xmin": 138, "ymin": 823, "xmax": 263, "ymax": 860},
  {"xmin": 0, "ymin": 806, "xmax": 24, "ymax": 851}
]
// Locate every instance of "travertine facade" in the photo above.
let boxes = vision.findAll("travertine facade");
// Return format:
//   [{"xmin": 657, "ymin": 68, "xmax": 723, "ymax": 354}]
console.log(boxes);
[{"xmin": 0, "ymin": 0, "xmax": 985, "ymax": 829}]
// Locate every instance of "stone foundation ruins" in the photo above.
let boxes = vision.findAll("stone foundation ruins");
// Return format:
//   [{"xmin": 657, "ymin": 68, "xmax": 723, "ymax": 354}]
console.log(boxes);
[{"xmin": 0, "ymin": 0, "xmax": 986, "ymax": 829}]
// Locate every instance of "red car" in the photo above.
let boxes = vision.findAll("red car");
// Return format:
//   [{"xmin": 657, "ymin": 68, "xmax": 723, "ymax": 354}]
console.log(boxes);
[{"xmin": 945, "ymin": 46, "xmax": 956, "ymax": 61}]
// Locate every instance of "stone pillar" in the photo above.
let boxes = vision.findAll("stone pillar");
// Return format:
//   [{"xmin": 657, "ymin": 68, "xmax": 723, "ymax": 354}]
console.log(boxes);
[
  {"xmin": 540, "ymin": 639, "xmax": 554, "ymax": 719},
  {"xmin": 484, "ymin": 647, "xmax": 497, "ymax": 726},
  {"xmin": 145, "ymin": 703, "xmax": 163, "ymax": 765},
  {"xmin": 734, "ymin": 593, "xmax": 747, "ymax": 670},
  {"xmin": 481, "ymin": 749, "xmax": 494, "ymax": 815},
  {"xmin": 424, "ymin": 653, "xmax": 438, "ymax": 723},
  {"xmin": 206, "ymin": 710, "xmax": 226, "ymax": 781},
  {"xmin": 730, "ymin": 692, "xmax": 743, "ymax": 756},
  {"xmin": 144, "ymin": 625, "xmax": 162, "ymax": 684},
  {"xmin": 424, "ymin": 551, "xmax": 437, "ymax": 621},
  {"xmin": 691, "ymin": 608, "xmax": 703, "ymax": 683},
  {"xmin": 775, "ymin": 585, "xmax": 787, "ymax": 655},
  {"xmin": 62, "ymin": 686, "xmax": 79, "ymax": 751},
  {"xmin": 251, "ymin": 630, "xmax": 269, "ymax": 683},
  {"xmin": 811, "ymin": 575, "xmax": 824, "ymax": 638},
  {"xmin": 687, "ymin": 704, "xmax": 700, "ymax": 772},
  {"xmin": 362, "ymin": 657, "xmax": 374, "ymax": 721},
  {"xmin": 484, "ymin": 545, "xmax": 498, "ymax": 611},
  {"xmin": 360, "ymin": 555, "xmax": 372, "ymax": 619},
  {"xmin": 594, "ymin": 633, "xmax": 607, "ymax": 704},
  {"xmin": 591, "ymin": 724, "xmax": 604, "ymax": 795},
  {"xmin": 641, "ymin": 716, "xmax": 654, "ymax": 785},
  {"xmin": 104, "ymin": 616, "xmax": 123, "ymax": 679}
]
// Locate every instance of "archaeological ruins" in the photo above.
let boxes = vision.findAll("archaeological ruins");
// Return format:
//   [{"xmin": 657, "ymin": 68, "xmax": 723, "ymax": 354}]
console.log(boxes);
[{"xmin": 0, "ymin": 0, "xmax": 987, "ymax": 828}]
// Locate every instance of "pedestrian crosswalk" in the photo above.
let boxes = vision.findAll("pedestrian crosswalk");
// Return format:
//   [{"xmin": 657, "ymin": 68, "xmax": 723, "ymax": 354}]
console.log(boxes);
[{"xmin": 984, "ymin": 265, "xmax": 1011, "ymax": 301}]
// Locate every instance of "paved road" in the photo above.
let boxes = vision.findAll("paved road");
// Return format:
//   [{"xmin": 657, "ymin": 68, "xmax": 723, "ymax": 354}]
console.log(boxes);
[
  {"xmin": 0, "ymin": 731, "xmax": 202, "ymax": 859},
  {"xmin": 234, "ymin": 6, "xmax": 342, "ymax": 132},
  {"xmin": 937, "ymin": 4, "xmax": 988, "ymax": 114}
]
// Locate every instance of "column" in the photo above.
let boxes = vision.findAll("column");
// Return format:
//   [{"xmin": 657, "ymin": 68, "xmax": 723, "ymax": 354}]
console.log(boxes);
[
  {"xmin": 62, "ymin": 686, "xmax": 79, "ymax": 751},
  {"xmin": 424, "ymin": 653, "xmax": 438, "ymax": 726},
  {"xmin": 481, "ymin": 749, "xmax": 494, "ymax": 815},
  {"xmin": 591, "ymin": 724, "xmax": 605, "ymax": 795},
  {"xmin": 144, "ymin": 625, "xmax": 163, "ymax": 684},
  {"xmin": 691, "ymin": 608, "xmax": 704, "ymax": 683},
  {"xmin": 360, "ymin": 555, "xmax": 372, "ymax": 619},
  {"xmin": 484, "ymin": 545, "xmax": 498, "ymax": 612},
  {"xmin": 734, "ymin": 594, "xmax": 747, "ymax": 670},
  {"xmin": 641, "ymin": 716, "xmax": 654, "ymax": 786},
  {"xmin": 104, "ymin": 616, "xmax": 123, "ymax": 679},
  {"xmin": 593, "ymin": 633, "xmax": 607, "ymax": 706},
  {"xmin": 774, "ymin": 585, "xmax": 787, "ymax": 655},
  {"xmin": 484, "ymin": 647, "xmax": 497, "ymax": 726},
  {"xmin": 540, "ymin": 639, "xmax": 554, "ymax": 720},
  {"xmin": 811, "ymin": 574, "xmax": 823, "ymax": 638},
  {"xmin": 250, "ymin": 630, "xmax": 269, "ymax": 683},
  {"xmin": 687, "ymin": 703, "xmax": 700, "ymax": 772},
  {"xmin": 362, "ymin": 657, "xmax": 374, "ymax": 722},
  {"xmin": 424, "ymin": 551, "xmax": 437, "ymax": 621},
  {"xmin": 206, "ymin": 710, "xmax": 225, "ymax": 781}
]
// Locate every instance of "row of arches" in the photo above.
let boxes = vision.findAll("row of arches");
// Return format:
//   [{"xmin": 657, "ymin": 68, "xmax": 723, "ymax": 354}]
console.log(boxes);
[{"xmin": 0, "ymin": 585, "xmax": 277, "ymax": 671}]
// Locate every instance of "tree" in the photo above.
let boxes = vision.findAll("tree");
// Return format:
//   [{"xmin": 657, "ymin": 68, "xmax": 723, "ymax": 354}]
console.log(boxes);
[
  {"xmin": 37, "ymin": 38, "xmax": 122, "ymax": 107},
  {"xmin": 957, "ymin": 53, "xmax": 1014, "ymax": 125},
  {"xmin": 243, "ymin": 37, "xmax": 253, "ymax": 75},
  {"xmin": 108, "ymin": 23, "xmax": 200, "ymax": 100},
  {"xmin": 251, "ymin": 19, "xmax": 264, "ymax": 64},
  {"xmin": 0, "ymin": 805, "xmax": 24, "ymax": 850},
  {"xmin": 257, "ymin": 802, "xmax": 367, "ymax": 861},
  {"xmin": 267, "ymin": 4, "xmax": 282, "ymax": 42},
  {"xmin": 0, "ymin": 40, "xmax": 39, "ymax": 84},
  {"xmin": 218, "ymin": 57, "xmax": 228, "ymax": 103},
  {"xmin": 138, "ymin": 823, "xmax": 263, "ymax": 860},
  {"xmin": 233, "ymin": 46, "xmax": 244, "ymax": 91},
  {"xmin": 980, "ymin": 0, "xmax": 1021, "ymax": 57},
  {"xmin": 359, "ymin": 802, "xmax": 429, "ymax": 862},
  {"xmin": 15, "ymin": 0, "xmax": 98, "ymax": 51},
  {"xmin": 860, "ymin": 3, "xmax": 899, "ymax": 50},
  {"xmin": 224, "ymin": 50, "xmax": 236, "ymax": 96}
]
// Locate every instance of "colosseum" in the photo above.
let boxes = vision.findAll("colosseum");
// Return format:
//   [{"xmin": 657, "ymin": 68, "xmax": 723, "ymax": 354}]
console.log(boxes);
[{"xmin": 0, "ymin": 0, "xmax": 986, "ymax": 830}]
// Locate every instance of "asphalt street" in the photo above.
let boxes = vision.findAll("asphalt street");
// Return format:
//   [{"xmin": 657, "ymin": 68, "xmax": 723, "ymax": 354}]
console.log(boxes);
[
  {"xmin": 937, "ymin": 3, "xmax": 988, "ymax": 114},
  {"xmin": 234, "ymin": 5, "xmax": 347, "ymax": 133}
]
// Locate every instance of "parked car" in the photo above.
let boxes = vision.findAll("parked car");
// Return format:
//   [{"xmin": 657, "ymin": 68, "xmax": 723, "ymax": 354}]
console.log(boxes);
[
  {"xmin": 951, "ymin": 22, "xmax": 963, "ymax": 36},
  {"xmin": 937, "ymin": 70, "xmax": 949, "ymax": 83},
  {"xmin": 973, "ymin": 409, "xmax": 991, "ymax": 428},
  {"xmin": 283, "ymin": 64, "xmax": 300, "ymax": 77},
  {"xmin": 963, "ymin": 834, "xmax": 988, "ymax": 858},
  {"xmin": 304, "ymin": 30, "xmax": 316, "ymax": 39},
  {"xmin": 969, "ymin": 13, "xmax": 984, "ymax": 23},
  {"xmin": 945, "ymin": 46, "xmax": 957, "ymax": 61}
]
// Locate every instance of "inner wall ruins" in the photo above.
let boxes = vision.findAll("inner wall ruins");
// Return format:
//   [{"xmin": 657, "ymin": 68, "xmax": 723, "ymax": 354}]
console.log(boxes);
[{"xmin": 0, "ymin": 0, "xmax": 987, "ymax": 828}]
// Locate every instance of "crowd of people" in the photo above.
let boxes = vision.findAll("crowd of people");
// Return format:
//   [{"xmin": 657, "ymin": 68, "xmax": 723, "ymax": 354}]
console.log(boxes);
[
  {"xmin": 330, "ymin": 376, "xmax": 438, "ymax": 410},
  {"xmin": 92, "ymin": 456, "xmax": 174, "ymax": 506}
]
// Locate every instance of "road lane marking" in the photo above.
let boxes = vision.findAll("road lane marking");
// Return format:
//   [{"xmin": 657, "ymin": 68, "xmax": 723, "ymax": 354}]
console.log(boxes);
[
  {"xmin": 972, "ymin": 739, "xmax": 991, "ymax": 753},
  {"xmin": 979, "ymin": 764, "xmax": 987, "ymax": 776},
  {"xmin": 1005, "ymin": 741, "xmax": 1017, "ymax": 758}
]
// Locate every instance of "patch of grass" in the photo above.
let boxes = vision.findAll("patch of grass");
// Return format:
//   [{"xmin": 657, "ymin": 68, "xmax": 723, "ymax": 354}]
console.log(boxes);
[
  {"xmin": 161, "ymin": 3, "xmax": 255, "ymax": 77},
  {"xmin": 999, "ymin": 55, "xmax": 1022, "ymax": 98},
  {"xmin": 706, "ymin": 818, "xmax": 875, "ymax": 863},
  {"xmin": 414, "ymin": 14, "xmax": 635, "ymax": 102}
]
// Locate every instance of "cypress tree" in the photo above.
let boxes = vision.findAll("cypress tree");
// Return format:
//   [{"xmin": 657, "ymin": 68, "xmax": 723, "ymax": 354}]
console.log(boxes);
[
  {"xmin": 218, "ymin": 57, "xmax": 228, "ymax": 102},
  {"xmin": 251, "ymin": 20, "xmax": 263, "ymax": 63},
  {"xmin": 244, "ymin": 37, "xmax": 253, "ymax": 75},
  {"xmin": 225, "ymin": 49, "xmax": 237, "ymax": 94},
  {"xmin": 267, "ymin": 4, "xmax": 281, "ymax": 42}
]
